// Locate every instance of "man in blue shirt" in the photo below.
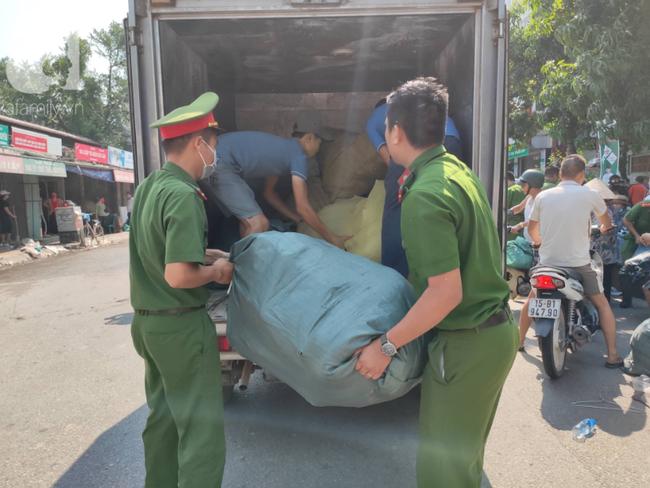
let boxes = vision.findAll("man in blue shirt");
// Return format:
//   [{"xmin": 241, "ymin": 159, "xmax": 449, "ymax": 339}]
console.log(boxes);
[
  {"xmin": 366, "ymin": 98, "xmax": 463, "ymax": 277},
  {"xmin": 211, "ymin": 114, "xmax": 348, "ymax": 248}
]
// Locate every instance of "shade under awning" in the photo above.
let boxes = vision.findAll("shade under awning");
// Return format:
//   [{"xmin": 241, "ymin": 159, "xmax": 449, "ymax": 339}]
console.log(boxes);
[{"xmin": 66, "ymin": 164, "xmax": 115, "ymax": 182}]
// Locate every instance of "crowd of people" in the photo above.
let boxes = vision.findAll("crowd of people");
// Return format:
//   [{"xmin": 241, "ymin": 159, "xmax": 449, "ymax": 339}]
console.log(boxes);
[
  {"xmin": 129, "ymin": 81, "xmax": 518, "ymax": 488},
  {"xmin": 3, "ymin": 76, "xmax": 645, "ymax": 486},
  {"xmin": 513, "ymin": 156, "xmax": 624, "ymax": 367},
  {"xmin": 40, "ymin": 193, "xmax": 125, "ymax": 237},
  {"xmin": 0, "ymin": 188, "xmax": 140, "ymax": 250},
  {"xmin": 508, "ymin": 162, "xmax": 650, "ymax": 311}
]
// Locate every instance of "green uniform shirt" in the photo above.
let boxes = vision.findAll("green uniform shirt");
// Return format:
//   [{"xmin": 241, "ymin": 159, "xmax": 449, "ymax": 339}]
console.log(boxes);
[
  {"xmin": 506, "ymin": 184, "xmax": 525, "ymax": 235},
  {"xmin": 401, "ymin": 145, "xmax": 509, "ymax": 331},
  {"xmin": 622, "ymin": 203, "xmax": 650, "ymax": 260},
  {"xmin": 542, "ymin": 181, "xmax": 557, "ymax": 191},
  {"xmin": 507, "ymin": 184, "xmax": 526, "ymax": 209},
  {"xmin": 129, "ymin": 162, "xmax": 208, "ymax": 310}
]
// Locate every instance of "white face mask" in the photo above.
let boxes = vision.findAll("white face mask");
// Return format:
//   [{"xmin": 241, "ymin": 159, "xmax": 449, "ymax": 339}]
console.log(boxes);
[{"xmin": 198, "ymin": 138, "xmax": 217, "ymax": 179}]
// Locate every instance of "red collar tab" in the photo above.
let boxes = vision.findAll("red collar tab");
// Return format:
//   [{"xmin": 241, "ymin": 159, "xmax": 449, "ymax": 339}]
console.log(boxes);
[{"xmin": 397, "ymin": 169, "xmax": 412, "ymax": 204}]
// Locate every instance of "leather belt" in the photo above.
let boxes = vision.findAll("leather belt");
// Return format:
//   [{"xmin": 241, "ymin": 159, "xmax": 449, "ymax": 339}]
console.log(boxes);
[
  {"xmin": 477, "ymin": 308, "xmax": 512, "ymax": 330},
  {"xmin": 135, "ymin": 305, "xmax": 205, "ymax": 316},
  {"xmin": 442, "ymin": 308, "xmax": 512, "ymax": 333}
]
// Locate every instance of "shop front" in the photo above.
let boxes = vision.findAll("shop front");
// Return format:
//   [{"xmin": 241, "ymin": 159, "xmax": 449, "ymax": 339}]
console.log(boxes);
[
  {"xmin": 0, "ymin": 153, "xmax": 67, "ymax": 240},
  {"xmin": 64, "ymin": 164, "xmax": 117, "ymax": 214},
  {"xmin": 64, "ymin": 164, "xmax": 133, "ymax": 226},
  {"xmin": 113, "ymin": 168, "xmax": 135, "ymax": 223},
  {"xmin": 0, "ymin": 153, "xmax": 26, "ymax": 240}
]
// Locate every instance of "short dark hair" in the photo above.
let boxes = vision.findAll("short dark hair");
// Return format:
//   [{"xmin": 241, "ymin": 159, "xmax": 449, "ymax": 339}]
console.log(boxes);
[
  {"xmin": 386, "ymin": 77, "xmax": 448, "ymax": 149},
  {"xmin": 506, "ymin": 171, "xmax": 515, "ymax": 181},
  {"xmin": 636, "ymin": 175, "xmax": 648, "ymax": 184},
  {"xmin": 560, "ymin": 154, "xmax": 586, "ymax": 178},
  {"xmin": 545, "ymin": 165, "xmax": 559, "ymax": 177},
  {"xmin": 291, "ymin": 131, "xmax": 318, "ymax": 139},
  {"xmin": 161, "ymin": 128, "xmax": 217, "ymax": 154}
]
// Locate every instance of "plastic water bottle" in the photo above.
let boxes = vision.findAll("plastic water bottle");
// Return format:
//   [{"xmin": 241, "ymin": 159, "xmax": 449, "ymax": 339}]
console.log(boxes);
[
  {"xmin": 632, "ymin": 375, "xmax": 650, "ymax": 393},
  {"xmin": 572, "ymin": 418, "xmax": 597, "ymax": 442},
  {"xmin": 632, "ymin": 375, "xmax": 650, "ymax": 406}
]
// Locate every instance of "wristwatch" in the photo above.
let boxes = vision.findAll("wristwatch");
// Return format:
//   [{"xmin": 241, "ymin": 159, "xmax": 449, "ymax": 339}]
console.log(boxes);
[{"xmin": 380, "ymin": 334, "xmax": 398, "ymax": 357}]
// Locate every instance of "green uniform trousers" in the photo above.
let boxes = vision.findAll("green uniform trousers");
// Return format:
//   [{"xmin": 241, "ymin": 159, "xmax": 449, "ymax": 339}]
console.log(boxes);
[
  {"xmin": 416, "ymin": 319, "xmax": 518, "ymax": 488},
  {"xmin": 131, "ymin": 309, "xmax": 226, "ymax": 488}
]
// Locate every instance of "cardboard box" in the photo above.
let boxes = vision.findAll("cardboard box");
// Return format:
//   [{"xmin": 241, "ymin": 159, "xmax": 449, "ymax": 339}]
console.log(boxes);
[{"xmin": 55, "ymin": 206, "xmax": 83, "ymax": 233}]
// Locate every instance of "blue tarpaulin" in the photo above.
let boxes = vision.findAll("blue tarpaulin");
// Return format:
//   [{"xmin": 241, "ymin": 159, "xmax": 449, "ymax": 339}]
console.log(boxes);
[{"xmin": 66, "ymin": 164, "xmax": 114, "ymax": 182}]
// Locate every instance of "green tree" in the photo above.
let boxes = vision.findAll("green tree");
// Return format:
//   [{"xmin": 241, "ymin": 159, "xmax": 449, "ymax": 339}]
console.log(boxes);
[
  {"xmin": 558, "ymin": 0, "xmax": 650, "ymax": 154},
  {"xmin": 509, "ymin": 0, "xmax": 650, "ymax": 160},
  {"xmin": 0, "ymin": 23, "xmax": 131, "ymax": 150},
  {"xmin": 508, "ymin": 0, "xmax": 592, "ymax": 153},
  {"xmin": 0, "ymin": 34, "xmax": 105, "ymax": 140},
  {"xmin": 508, "ymin": 2, "xmax": 544, "ymax": 146},
  {"xmin": 90, "ymin": 21, "xmax": 131, "ymax": 150},
  {"xmin": 43, "ymin": 34, "xmax": 106, "ymax": 141}
]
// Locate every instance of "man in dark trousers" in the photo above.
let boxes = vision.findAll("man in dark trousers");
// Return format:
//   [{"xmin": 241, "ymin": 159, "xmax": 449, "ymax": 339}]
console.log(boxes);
[
  {"xmin": 365, "ymin": 97, "xmax": 463, "ymax": 277},
  {"xmin": 129, "ymin": 92, "xmax": 233, "ymax": 488},
  {"xmin": 355, "ymin": 78, "xmax": 517, "ymax": 488}
]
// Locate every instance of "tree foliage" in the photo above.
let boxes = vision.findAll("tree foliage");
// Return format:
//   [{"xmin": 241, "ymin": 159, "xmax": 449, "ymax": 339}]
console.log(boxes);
[
  {"xmin": 509, "ymin": 0, "xmax": 589, "ymax": 153},
  {"xmin": 509, "ymin": 0, "xmax": 650, "ymax": 154},
  {"xmin": 558, "ymin": 0, "xmax": 650, "ymax": 151},
  {"xmin": 0, "ymin": 22, "xmax": 130, "ymax": 150},
  {"xmin": 90, "ymin": 22, "xmax": 130, "ymax": 149}
]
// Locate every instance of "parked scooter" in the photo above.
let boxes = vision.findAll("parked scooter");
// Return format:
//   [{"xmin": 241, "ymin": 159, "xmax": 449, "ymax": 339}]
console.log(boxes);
[
  {"xmin": 505, "ymin": 226, "xmax": 539, "ymax": 298},
  {"xmin": 528, "ymin": 228, "xmax": 604, "ymax": 378}
]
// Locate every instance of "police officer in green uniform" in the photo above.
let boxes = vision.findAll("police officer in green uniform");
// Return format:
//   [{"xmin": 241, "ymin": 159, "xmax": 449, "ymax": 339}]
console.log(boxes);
[
  {"xmin": 129, "ymin": 92, "xmax": 233, "ymax": 488},
  {"xmin": 355, "ymin": 78, "xmax": 518, "ymax": 488},
  {"xmin": 542, "ymin": 165, "xmax": 560, "ymax": 190},
  {"xmin": 506, "ymin": 171, "xmax": 526, "ymax": 241}
]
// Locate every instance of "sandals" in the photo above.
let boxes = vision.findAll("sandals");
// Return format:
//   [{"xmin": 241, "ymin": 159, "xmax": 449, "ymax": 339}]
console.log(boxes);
[{"xmin": 604, "ymin": 359, "xmax": 624, "ymax": 369}]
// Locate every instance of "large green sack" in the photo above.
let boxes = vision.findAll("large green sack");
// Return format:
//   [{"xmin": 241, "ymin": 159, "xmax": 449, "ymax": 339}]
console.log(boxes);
[
  {"xmin": 506, "ymin": 236, "xmax": 534, "ymax": 270},
  {"xmin": 319, "ymin": 129, "xmax": 387, "ymax": 201},
  {"xmin": 227, "ymin": 232, "xmax": 426, "ymax": 407},
  {"xmin": 624, "ymin": 319, "xmax": 650, "ymax": 376}
]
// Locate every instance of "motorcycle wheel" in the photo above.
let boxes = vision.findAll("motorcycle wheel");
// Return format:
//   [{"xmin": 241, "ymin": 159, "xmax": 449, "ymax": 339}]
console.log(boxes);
[{"xmin": 539, "ymin": 309, "xmax": 567, "ymax": 379}]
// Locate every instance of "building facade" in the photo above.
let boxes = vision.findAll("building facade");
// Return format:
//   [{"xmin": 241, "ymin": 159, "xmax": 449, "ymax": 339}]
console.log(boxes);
[{"xmin": 0, "ymin": 115, "xmax": 134, "ymax": 242}]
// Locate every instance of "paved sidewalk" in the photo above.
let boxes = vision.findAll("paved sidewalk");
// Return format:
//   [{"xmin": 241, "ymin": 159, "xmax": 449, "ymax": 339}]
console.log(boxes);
[{"xmin": 0, "ymin": 232, "xmax": 129, "ymax": 270}]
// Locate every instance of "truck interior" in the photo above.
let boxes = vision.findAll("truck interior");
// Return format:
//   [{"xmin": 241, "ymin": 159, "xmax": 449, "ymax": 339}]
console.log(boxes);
[
  {"xmin": 159, "ymin": 13, "xmax": 475, "ymax": 157},
  {"xmin": 156, "ymin": 13, "xmax": 476, "ymax": 248}
]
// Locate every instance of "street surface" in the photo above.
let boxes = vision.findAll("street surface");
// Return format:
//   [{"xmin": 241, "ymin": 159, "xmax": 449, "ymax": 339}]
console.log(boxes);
[{"xmin": 0, "ymin": 241, "xmax": 648, "ymax": 488}]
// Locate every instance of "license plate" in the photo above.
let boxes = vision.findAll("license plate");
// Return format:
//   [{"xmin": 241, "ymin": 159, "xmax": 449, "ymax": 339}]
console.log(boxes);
[{"xmin": 528, "ymin": 298, "xmax": 561, "ymax": 319}]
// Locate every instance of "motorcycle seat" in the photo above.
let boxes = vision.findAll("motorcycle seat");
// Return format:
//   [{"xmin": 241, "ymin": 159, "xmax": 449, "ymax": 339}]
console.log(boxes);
[{"xmin": 531, "ymin": 265, "xmax": 583, "ymax": 283}]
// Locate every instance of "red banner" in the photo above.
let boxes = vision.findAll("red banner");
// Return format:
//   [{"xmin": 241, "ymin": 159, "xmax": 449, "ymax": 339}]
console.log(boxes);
[
  {"xmin": 75, "ymin": 143, "xmax": 108, "ymax": 164},
  {"xmin": 12, "ymin": 130, "xmax": 48, "ymax": 153}
]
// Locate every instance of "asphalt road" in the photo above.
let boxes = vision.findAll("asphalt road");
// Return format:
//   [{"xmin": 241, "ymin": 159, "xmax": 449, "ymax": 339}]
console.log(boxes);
[{"xmin": 0, "ymin": 241, "xmax": 648, "ymax": 488}]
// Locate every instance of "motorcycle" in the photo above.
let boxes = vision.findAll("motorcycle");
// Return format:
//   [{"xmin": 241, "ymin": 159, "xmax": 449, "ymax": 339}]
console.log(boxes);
[
  {"xmin": 528, "ymin": 229, "xmax": 604, "ymax": 378},
  {"xmin": 505, "ymin": 226, "xmax": 539, "ymax": 299}
]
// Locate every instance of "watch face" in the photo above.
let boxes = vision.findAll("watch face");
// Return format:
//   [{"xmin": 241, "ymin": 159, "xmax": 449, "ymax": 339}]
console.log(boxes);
[{"xmin": 381, "ymin": 342, "xmax": 397, "ymax": 357}]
